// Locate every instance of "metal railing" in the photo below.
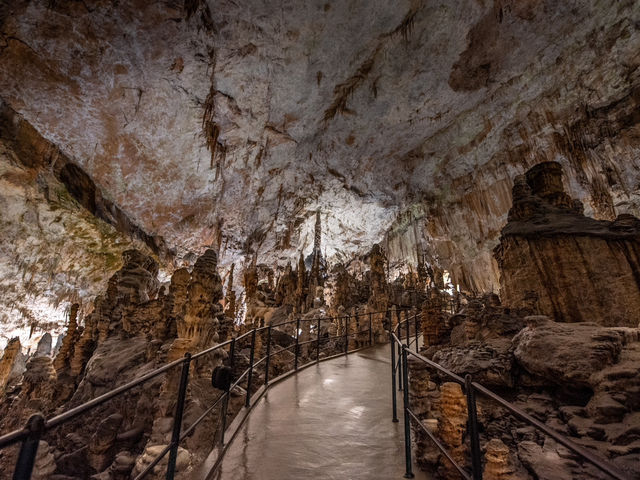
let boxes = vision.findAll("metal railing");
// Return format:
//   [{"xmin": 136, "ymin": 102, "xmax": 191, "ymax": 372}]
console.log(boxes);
[
  {"xmin": 389, "ymin": 315, "xmax": 632, "ymax": 480},
  {"xmin": 4, "ymin": 307, "xmax": 629, "ymax": 480},
  {"xmin": 0, "ymin": 309, "xmax": 395, "ymax": 480}
]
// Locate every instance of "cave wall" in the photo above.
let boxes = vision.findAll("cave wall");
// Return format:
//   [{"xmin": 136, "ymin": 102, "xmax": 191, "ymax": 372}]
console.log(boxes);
[{"xmin": 0, "ymin": 103, "xmax": 158, "ymax": 351}]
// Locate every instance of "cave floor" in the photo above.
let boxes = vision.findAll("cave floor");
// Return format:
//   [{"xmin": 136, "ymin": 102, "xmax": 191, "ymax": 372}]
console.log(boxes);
[{"xmin": 214, "ymin": 343, "xmax": 430, "ymax": 479}]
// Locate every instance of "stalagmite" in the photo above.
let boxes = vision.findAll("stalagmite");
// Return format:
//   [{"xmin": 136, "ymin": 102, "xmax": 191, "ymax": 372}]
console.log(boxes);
[
  {"xmin": 437, "ymin": 382, "xmax": 468, "ymax": 479},
  {"xmin": 169, "ymin": 249, "xmax": 224, "ymax": 359},
  {"xmin": 54, "ymin": 303, "xmax": 80, "ymax": 374},
  {"xmin": 421, "ymin": 288, "xmax": 449, "ymax": 347},
  {"xmin": 367, "ymin": 244, "xmax": 388, "ymax": 342},
  {"xmin": 295, "ymin": 252, "xmax": 308, "ymax": 314},
  {"xmin": 483, "ymin": 438, "xmax": 522, "ymax": 480},
  {"xmin": 0, "ymin": 337, "xmax": 25, "ymax": 390},
  {"xmin": 224, "ymin": 263, "xmax": 237, "ymax": 326}
]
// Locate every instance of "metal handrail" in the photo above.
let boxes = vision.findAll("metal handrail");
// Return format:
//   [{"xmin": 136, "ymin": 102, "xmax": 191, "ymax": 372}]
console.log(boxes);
[
  {"xmin": 389, "ymin": 316, "xmax": 632, "ymax": 480},
  {"xmin": 0, "ymin": 354, "xmax": 188, "ymax": 448},
  {"xmin": 0, "ymin": 307, "xmax": 403, "ymax": 480}
]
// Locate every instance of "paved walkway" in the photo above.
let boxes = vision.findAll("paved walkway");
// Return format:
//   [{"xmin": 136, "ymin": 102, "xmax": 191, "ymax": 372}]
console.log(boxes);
[{"xmin": 215, "ymin": 344, "xmax": 429, "ymax": 479}]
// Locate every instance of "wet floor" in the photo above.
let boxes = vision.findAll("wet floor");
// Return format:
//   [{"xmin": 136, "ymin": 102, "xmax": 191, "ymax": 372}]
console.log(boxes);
[{"xmin": 215, "ymin": 344, "xmax": 430, "ymax": 480}]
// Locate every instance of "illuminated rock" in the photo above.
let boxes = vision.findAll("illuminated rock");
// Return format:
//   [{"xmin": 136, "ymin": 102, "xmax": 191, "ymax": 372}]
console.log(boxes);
[{"xmin": 437, "ymin": 382, "xmax": 468, "ymax": 479}]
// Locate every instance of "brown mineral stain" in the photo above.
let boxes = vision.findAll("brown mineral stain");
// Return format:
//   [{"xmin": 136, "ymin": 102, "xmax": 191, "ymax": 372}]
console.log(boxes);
[
  {"xmin": 170, "ymin": 58, "xmax": 184, "ymax": 73},
  {"xmin": 284, "ymin": 113, "xmax": 299, "ymax": 126},
  {"xmin": 457, "ymin": 119, "xmax": 492, "ymax": 155}
]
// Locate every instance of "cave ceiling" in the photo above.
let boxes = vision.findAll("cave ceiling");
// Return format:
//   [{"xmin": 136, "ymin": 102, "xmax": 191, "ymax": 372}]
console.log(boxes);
[{"xmin": 1, "ymin": 0, "xmax": 640, "ymax": 344}]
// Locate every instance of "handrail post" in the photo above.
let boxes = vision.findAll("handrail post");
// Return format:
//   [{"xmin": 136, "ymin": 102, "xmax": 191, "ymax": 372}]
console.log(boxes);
[
  {"xmin": 369, "ymin": 312, "xmax": 373, "ymax": 346},
  {"xmin": 465, "ymin": 375, "xmax": 483, "ymax": 480},
  {"xmin": 264, "ymin": 326, "xmax": 272, "ymax": 385},
  {"xmin": 401, "ymin": 345, "xmax": 414, "ymax": 478},
  {"xmin": 245, "ymin": 329, "xmax": 256, "ymax": 408},
  {"xmin": 13, "ymin": 413, "xmax": 45, "ymax": 480},
  {"xmin": 220, "ymin": 338, "xmax": 236, "ymax": 445},
  {"xmin": 398, "ymin": 315, "xmax": 405, "ymax": 392},
  {"xmin": 406, "ymin": 316, "xmax": 411, "ymax": 347},
  {"xmin": 398, "ymin": 338, "xmax": 403, "ymax": 392},
  {"xmin": 344, "ymin": 315, "xmax": 349, "ymax": 354},
  {"xmin": 166, "ymin": 353, "xmax": 191, "ymax": 480},
  {"xmin": 294, "ymin": 318, "xmax": 300, "ymax": 370},
  {"xmin": 316, "ymin": 317, "xmax": 321, "ymax": 362},
  {"xmin": 414, "ymin": 313, "xmax": 419, "ymax": 352},
  {"xmin": 390, "ymin": 333, "xmax": 399, "ymax": 423}
]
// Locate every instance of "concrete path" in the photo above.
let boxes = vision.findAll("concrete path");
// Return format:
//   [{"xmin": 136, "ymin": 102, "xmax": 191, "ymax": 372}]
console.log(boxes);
[{"xmin": 215, "ymin": 344, "xmax": 430, "ymax": 479}]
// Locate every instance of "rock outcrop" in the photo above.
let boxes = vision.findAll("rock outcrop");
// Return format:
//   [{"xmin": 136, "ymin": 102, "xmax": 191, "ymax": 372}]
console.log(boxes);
[
  {"xmin": 495, "ymin": 161, "xmax": 640, "ymax": 327},
  {"xmin": 513, "ymin": 316, "xmax": 634, "ymax": 390}
]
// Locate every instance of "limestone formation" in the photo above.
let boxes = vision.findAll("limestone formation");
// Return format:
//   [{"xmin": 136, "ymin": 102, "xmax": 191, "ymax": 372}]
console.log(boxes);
[
  {"xmin": 495, "ymin": 161, "xmax": 640, "ymax": 327},
  {"xmin": 437, "ymin": 382, "xmax": 468, "ymax": 479},
  {"xmin": 69, "ymin": 320, "xmax": 95, "ymax": 378},
  {"xmin": 367, "ymin": 244, "xmax": 388, "ymax": 341},
  {"xmin": 483, "ymin": 438, "xmax": 525, "ymax": 480},
  {"xmin": 421, "ymin": 289, "xmax": 450, "ymax": 347},
  {"xmin": 274, "ymin": 262, "xmax": 297, "ymax": 308},
  {"xmin": 54, "ymin": 303, "xmax": 80, "ymax": 374},
  {"xmin": 513, "ymin": 316, "xmax": 632, "ymax": 390},
  {"xmin": 244, "ymin": 264, "xmax": 259, "ymax": 308},
  {"xmin": 425, "ymin": 295, "xmax": 527, "ymax": 388},
  {"xmin": 181, "ymin": 249, "xmax": 223, "ymax": 348},
  {"xmin": 1, "ymin": 1, "xmax": 640, "ymax": 335},
  {"xmin": 295, "ymin": 252, "xmax": 308, "ymax": 314},
  {"xmin": 410, "ymin": 296, "xmax": 640, "ymax": 478},
  {"xmin": 0, "ymin": 337, "xmax": 25, "ymax": 390},
  {"xmin": 408, "ymin": 356, "xmax": 441, "ymax": 470},
  {"xmin": 22, "ymin": 349, "xmax": 57, "ymax": 405},
  {"xmin": 224, "ymin": 263, "xmax": 237, "ymax": 326},
  {"xmin": 132, "ymin": 444, "xmax": 191, "ymax": 478},
  {"xmin": 66, "ymin": 250, "xmax": 163, "ymax": 379},
  {"xmin": 169, "ymin": 249, "xmax": 225, "ymax": 359},
  {"xmin": 0, "ymin": 246, "xmax": 243, "ymax": 480},
  {"xmin": 34, "ymin": 333, "xmax": 52, "ymax": 357},
  {"xmin": 307, "ymin": 211, "xmax": 325, "ymax": 310}
]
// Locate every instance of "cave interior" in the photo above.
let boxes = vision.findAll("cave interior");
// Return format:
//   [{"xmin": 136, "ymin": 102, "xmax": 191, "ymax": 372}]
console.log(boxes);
[{"xmin": 0, "ymin": 1, "xmax": 639, "ymax": 479}]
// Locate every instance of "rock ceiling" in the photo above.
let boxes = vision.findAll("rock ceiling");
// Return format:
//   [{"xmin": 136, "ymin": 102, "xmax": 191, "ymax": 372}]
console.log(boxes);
[{"xmin": 1, "ymin": 0, "xmax": 640, "ymax": 344}]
